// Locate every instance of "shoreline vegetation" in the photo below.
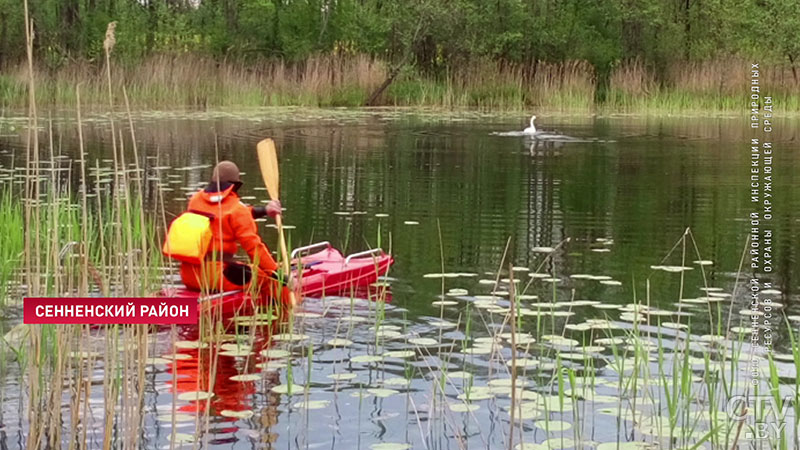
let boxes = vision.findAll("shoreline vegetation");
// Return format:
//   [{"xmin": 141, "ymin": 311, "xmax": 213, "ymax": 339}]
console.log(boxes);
[
  {"xmin": 6, "ymin": 0, "xmax": 799, "ymax": 114},
  {"xmin": 1, "ymin": 54, "xmax": 798, "ymax": 114}
]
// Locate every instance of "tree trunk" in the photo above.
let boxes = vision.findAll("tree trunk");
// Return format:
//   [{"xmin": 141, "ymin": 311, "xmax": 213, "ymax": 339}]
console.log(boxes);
[
  {"xmin": 146, "ymin": 0, "xmax": 157, "ymax": 54},
  {"xmin": 317, "ymin": 0, "xmax": 331, "ymax": 47},
  {"xmin": 271, "ymin": 0, "xmax": 281, "ymax": 55},
  {"xmin": 364, "ymin": 67, "xmax": 401, "ymax": 106},
  {"xmin": 0, "ymin": 13, "xmax": 6, "ymax": 68},
  {"xmin": 684, "ymin": 0, "xmax": 692, "ymax": 59},
  {"xmin": 224, "ymin": 0, "xmax": 239, "ymax": 34},
  {"xmin": 60, "ymin": 0, "xmax": 80, "ymax": 54},
  {"xmin": 364, "ymin": 20, "xmax": 424, "ymax": 106}
]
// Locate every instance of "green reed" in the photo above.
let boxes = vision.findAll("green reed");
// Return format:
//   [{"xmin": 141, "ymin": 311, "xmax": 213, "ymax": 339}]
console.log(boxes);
[{"xmin": 0, "ymin": 189, "xmax": 23, "ymax": 307}]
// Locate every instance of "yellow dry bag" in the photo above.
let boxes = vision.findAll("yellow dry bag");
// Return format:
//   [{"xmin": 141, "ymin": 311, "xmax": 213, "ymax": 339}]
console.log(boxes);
[{"xmin": 162, "ymin": 210, "xmax": 214, "ymax": 264}]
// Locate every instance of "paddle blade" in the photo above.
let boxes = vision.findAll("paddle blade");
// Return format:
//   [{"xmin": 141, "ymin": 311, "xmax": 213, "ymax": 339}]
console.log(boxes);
[{"xmin": 256, "ymin": 138, "xmax": 280, "ymax": 200}]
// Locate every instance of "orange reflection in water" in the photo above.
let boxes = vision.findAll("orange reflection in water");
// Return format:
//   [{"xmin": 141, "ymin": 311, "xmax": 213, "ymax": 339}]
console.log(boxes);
[{"xmin": 165, "ymin": 316, "xmax": 283, "ymax": 424}]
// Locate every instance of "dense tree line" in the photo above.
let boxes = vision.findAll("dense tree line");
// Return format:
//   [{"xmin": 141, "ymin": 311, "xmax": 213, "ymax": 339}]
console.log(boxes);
[{"xmin": 3, "ymin": 0, "xmax": 799, "ymax": 84}]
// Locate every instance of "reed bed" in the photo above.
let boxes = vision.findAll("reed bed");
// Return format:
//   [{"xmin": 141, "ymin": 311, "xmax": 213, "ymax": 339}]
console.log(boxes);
[
  {"xmin": 387, "ymin": 59, "xmax": 596, "ymax": 111},
  {"xmin": 0, "ymin": 54, "xmax": 389, "ymax": 109},
  {"xmin": 0, "ymin": 54, "xmax": 797, "ymax": 113},
  {"xmin": 607, "ymin": 57, "xmax": 800, "ymax": 114}
]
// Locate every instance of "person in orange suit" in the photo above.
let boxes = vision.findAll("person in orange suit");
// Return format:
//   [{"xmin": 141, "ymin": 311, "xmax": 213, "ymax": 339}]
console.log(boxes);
[{"xmin": 179, "ymin": 160, "xmax": 289, "ymax": 302}]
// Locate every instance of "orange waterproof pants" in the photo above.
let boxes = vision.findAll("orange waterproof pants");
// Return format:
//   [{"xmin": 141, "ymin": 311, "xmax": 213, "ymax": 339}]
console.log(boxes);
[{"xmin": 180, "ymin": 261, "xmax": 291, "ymax": 304}]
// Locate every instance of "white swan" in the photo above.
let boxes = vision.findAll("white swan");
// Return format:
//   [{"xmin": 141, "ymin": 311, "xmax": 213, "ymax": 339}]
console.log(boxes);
[{"xmin": 523, "ymin": 115, "xmax": 537, "ymax": 134}]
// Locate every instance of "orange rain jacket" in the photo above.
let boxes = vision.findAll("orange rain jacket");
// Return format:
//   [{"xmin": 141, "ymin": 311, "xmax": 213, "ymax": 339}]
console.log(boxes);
[{"xmin": 179, "ymin": 184, "xmax": 279, "ymax": 292}]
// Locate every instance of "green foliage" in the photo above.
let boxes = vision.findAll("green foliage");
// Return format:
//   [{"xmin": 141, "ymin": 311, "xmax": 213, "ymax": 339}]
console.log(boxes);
[{"xmin": 7, "ymin": 0, "xmax": 794, "ymax": 68}]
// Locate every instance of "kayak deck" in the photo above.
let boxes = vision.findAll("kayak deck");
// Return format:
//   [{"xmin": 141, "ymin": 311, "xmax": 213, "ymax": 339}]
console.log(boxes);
[{"xmin": 162, "ymin": 242, "xmax": 393, "ymax": 314}]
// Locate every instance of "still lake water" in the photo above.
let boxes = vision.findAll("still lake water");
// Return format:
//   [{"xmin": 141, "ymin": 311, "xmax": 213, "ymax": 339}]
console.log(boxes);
[{"xmin": 1, "ymin": 109, "xmax": 799, "ymax": 449}]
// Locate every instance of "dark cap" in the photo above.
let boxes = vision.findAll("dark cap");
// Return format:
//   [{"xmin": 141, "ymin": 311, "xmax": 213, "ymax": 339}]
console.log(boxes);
[{"xmin": 211, "ymin": 161, "xmax": 241, "ymax": 183}]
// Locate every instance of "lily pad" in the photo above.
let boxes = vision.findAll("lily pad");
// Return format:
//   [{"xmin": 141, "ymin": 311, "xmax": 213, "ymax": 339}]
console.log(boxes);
[
  {"xmin": 146, "ymin": 357, "xmax": 171, "ymax": 365},
  {"xmin": 327, "ymin": 373, "xmax": 358, "ymax": 381},
  {"xmin": 487, "ymin": 378, "xmax": 528, "ymax": 388},
  {"xmin": 428, "ymin": 319, "xmax": 457, "ymax": 328},
  {"xmin": 167, "ymin": 433, "xmax": 195, "ymax": 443},
  {"xmin": 173, "ymin": 340, "xmax": 208, "ymax": 349},
  {"xmin": 535, "ymin": 420, "xmax": 572, "ymax": 431},
  {"xmin": 272, "ymin": 333, "xmax": 310, "ymax": 342},
  {"xmin": 661, "ymin": 322, "xmax": 688, "ymax": 330},
  {"xmin": 220, "ymin": 409, "xmax": 254, "ymax": 419},
  {"xmin": 507, "ymin": 358, "xmax": 539, "ymax": 368},
  {"xmin": 542, "ymin": 438, "xmax": 576, "ymax": 449},
  {"xmin": 376, "ymin": 330, "xmax": 404, "ymax": 339},
  {"xmin": 370, "ymin": 444, "xmax": 411, "ymax": 450},
  {"xmin": 409, "ymin": 337, "xmax": 439, "ymax": 346},
  {"xmin": 219, "ymin": 349, "xmax": 253, "ymax": 357},
  {"xmin": 220, "ymin": 343, "xmax": 252, "ymax": 352},
  {"xmin": 260, "ymin": 349, "xmax": 291, "ymax": 358},
  {"xmin": 293, "ymin": 399, "xmax": 331, "ymax": 410},
  {"xmin": 514, "ymin": 443, "xmax": 547, "ymax": 450},
  {"xmin": 367, "ymin": 388, "xmax": 400, "ymax": 398},
  {"xmin": 230, "ymin": 374, "xmax": 261, "ymax": 382},
  {"xmin": 457, "ymin": 389, "xmax": 494, "ymax": 401},
  {"xmin": 651, "ymin": 265, "xmax": 693, "ymax": 272},
  {"xmin": 423, "ymin": 273, "xmax": 459, "ymax": 278},
  {"xmin": 177, "ymin": 391, "xmax": 213, "ymax": 401},
  {"xmin": 161, "ymin": 353, "xmax": 192, "ymax": 361},
  {"xmin": 449, "ymin": 403, "xmax": 480, "ymax": 413},
  {"xmin": 271, "ymin": 384, "xmax": 306, "ymax": 395},
  {"xmin": 384, "ymin": 350, "xmax": 416, "ymax": 358},
  {"xmin": 352, "ymin": 355, "xmax": 384, "ymax": 363},
  {"xmin": 446, "ymin": 371, "xmax": 473, "ymax": 380},
  {"xmin": 327, "ymin": 338, "xmax": 353, "ymax": 347},
  {"xmin": 432, "ymin": 300, "xmax": 459, "ymax": 306},
  {"xmin": 446, "ymin": 288, "xmax": 469, "ymax": 296},
  {"xmin": 384, "ymin": 377, "xmax": 411, "ymax": 386},
  {"xmin": 462, "ymin": 346, "xmax": 494, "ymax": 355},
  {"xmin": 593, "ymin": 304, "xmax": 623, "ymax": 310},
  {"xmin": 557, "ymin": 352, "xmax": 589, "ymax": 361}
]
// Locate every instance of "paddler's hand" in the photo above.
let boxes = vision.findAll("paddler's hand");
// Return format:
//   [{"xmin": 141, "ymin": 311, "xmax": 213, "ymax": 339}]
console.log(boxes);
[
  {"xmin": 266, "ymin": 200, "xmax": 282, "ymax": 218},
  {"xmin": 251, "ymin": 200, "xmax": 282, "ymax": 219}
]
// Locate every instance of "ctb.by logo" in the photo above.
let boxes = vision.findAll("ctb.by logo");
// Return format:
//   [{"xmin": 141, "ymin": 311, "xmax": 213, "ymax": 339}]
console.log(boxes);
[{"xmin": 727, "ymin": 394, "xmax": 794, "ymax": 440}]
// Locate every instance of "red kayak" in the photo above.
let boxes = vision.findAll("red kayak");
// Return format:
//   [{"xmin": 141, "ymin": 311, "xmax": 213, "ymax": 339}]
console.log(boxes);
[{"xmin": 161, "ymin": 242, "xmax": 393, "ymax": 315}]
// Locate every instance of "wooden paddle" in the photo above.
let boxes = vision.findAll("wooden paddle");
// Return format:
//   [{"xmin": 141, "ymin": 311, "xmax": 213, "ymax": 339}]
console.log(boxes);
[{"xmin": 256, "ymin": 138, "xmax": 297, "ymax": 307}]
